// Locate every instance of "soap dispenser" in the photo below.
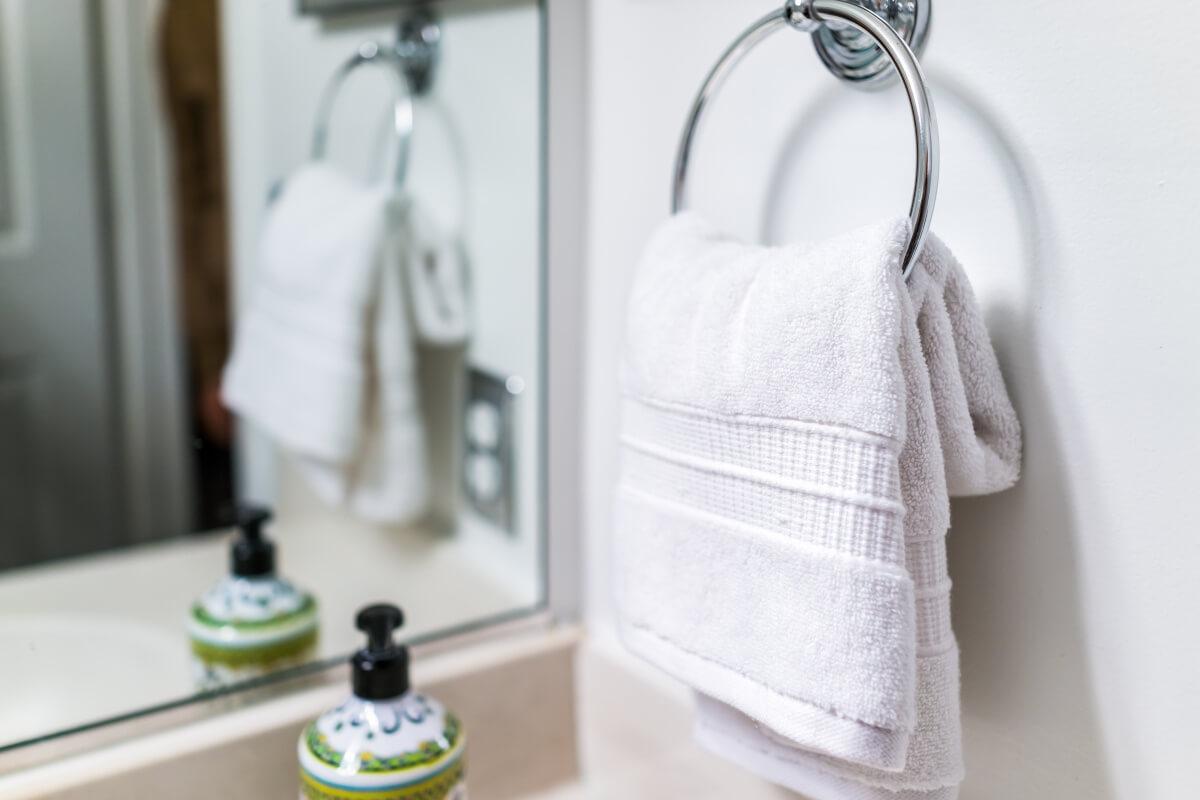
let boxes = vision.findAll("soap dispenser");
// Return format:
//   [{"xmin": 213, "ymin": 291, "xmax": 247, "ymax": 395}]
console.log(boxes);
[
  {"xmin": 188, "ymin": 506, "xmax": 319, "ymax": 689},
  {"xmin": 298, "ymin": 604, "xmax": 467, "ymax": 800}
]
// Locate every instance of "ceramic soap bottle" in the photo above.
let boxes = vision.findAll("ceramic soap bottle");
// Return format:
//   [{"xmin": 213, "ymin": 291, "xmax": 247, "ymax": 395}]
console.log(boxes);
[
  {"xmin": 298, "ymin": 604, "xmax": 467, "ymax": 800},
  {"xmin": 188, "ymin": 506, "xmax": 319, "ymax": 689}
]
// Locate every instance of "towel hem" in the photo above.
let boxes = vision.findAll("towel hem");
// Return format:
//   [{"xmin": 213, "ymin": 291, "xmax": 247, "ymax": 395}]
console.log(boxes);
[
  {"xmin": 694, "ymin": 705, "xmax": 959, "ymax": 797},
  {"xmin": 621, "ymin": 622, "xmax": 911, "ymax": 772}
]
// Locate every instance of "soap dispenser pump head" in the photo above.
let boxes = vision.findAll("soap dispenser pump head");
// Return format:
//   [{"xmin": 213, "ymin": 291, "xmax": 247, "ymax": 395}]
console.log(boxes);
[
  {"xmin": 231, "ymin": 504, "xmax": 276, "ymax": 578},
  {"xmin": 352, "ymin": 604, "xmax": 410, "ymax": 700}
]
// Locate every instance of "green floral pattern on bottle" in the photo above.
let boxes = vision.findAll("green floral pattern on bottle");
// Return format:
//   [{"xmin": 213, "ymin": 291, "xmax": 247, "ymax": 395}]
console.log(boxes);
[
  {"xmin": 191, "ymin": 594, "xmax": 317, "ymax": 630},
  {"xmin": 190, "ymin": 627, "xmax": 318, "ymax": 667},
  {"xmin": 306, "ymin": 714, "xmax": 462, "ymax": 774},
  {"xmin": 299, "ymin": 758, "xmax": 465, "ymax": 799}
]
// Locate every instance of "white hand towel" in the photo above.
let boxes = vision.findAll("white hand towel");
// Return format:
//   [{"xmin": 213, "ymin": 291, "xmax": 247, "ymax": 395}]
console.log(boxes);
[
  {"xmin": 404, "ymin": 201, "xmax": 471, "ymax": 347},
  {"xmin": 222, "ymin": 164, "xmax": 428, "ymax": 523},
  {"xmin": 614, "ymin": 213, "xmax": 1020, "ymax": 798}
]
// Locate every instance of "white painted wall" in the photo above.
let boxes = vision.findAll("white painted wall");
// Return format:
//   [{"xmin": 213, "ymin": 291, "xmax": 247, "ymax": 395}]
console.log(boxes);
[{"xmin": 582, "ymin": 1, "xmax": 1200, "ymax": 798}]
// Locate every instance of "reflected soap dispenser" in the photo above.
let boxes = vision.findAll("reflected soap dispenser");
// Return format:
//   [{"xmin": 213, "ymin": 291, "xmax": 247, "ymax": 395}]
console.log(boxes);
[
  {"xmin": 298, "ymin": 605, "xmax": 467, "ymax": 800},
  {"xmin": 188, "ymin": 506, "xmax": 319, "ymax": 690}
]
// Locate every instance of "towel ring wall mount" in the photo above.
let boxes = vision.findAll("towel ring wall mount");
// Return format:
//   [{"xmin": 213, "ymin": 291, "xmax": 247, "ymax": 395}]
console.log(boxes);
[
  {"xmin": 673, "ymin": 0, "xmax": 938, "ymax": 279},
  {"xmin": 809, "ymin": 0, "xmax": 931, "ymax": 87}
]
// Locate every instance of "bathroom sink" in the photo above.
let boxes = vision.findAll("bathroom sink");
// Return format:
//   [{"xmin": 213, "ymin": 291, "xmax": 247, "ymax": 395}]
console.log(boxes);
[{"xmin": 0, "ymin": 614, "xmax": 191, "ymax": 745}]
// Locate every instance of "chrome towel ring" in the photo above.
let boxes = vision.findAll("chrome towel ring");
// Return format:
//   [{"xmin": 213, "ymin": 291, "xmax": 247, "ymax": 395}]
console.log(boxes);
[
  {"xmin": 311, "ymin": 42, "xmax": 415, "ymax": 189},
  {"xmin": 672, "ymin": 0, "xmax": 939, "ymax": 279}
]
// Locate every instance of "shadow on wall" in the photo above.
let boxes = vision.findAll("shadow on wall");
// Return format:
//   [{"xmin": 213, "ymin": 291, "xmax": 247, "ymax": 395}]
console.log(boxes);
[
  {"xmin": 931, "ymin": 74, "xmax": 1119, "ymax": 799},
  {"xmin": 760, "ymin": 74, "xmax": 1119, "ymax": 798}
]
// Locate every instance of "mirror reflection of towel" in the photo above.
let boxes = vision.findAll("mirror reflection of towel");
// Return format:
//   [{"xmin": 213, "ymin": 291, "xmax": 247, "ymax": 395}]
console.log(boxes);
[
  {"xmin": 222, "ymin": 164, "xmax": 428, "ymax": 524},
  {"xmin": 405, "ymin": 201, "xmax": 471, "ymax": 347},
  {"xmin": 402, "ymin": 199, "xmax": 472, "ymax": 533}
]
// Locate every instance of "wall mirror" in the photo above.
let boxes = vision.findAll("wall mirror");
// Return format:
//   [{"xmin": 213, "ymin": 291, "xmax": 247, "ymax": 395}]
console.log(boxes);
[{"xmin": 0, "ymin": 0, "xmax": 545, "ymax": 751}]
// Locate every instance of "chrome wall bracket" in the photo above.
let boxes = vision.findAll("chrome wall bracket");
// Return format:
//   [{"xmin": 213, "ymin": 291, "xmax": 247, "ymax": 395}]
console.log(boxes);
[
  {"xmin": 808, "ymin": 0, "xmax": 931, "ymax": 89},
  {"xmin": 395, "ymin": 5, "xmax": 441, "ymax": 96},
  {"xmin": 675, "ymin": 0, "xmax": 939, "ymax": 275}
]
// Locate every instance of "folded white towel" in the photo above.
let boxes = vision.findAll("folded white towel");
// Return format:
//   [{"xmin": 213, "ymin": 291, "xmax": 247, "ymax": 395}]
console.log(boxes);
[
  {"xmin": 614, "ymin": 214, "xmax": 1020, "ymax": 797},
  {"xmin": 222, "ymin": 164, "xmax": 428, "ymax": 523}
]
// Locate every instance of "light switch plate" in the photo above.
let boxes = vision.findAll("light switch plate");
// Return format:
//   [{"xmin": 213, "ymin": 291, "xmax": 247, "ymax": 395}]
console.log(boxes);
[{"xmin": 462, "ymin": 367, "xmax": 518, "ymax": 534}]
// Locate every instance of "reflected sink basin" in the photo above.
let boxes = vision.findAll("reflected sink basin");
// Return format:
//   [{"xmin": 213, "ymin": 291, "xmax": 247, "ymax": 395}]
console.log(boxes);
[{"xmin": 0, "ymin": 614, "xmax": 192, "ymax": 745}]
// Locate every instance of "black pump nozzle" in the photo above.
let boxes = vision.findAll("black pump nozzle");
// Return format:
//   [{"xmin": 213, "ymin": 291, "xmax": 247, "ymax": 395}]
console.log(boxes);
[
  {"xmin": 231, "ymin": 505, "xmax": 276, "ymax": 577},
  {"xmin": 352, "ymin": 604, "xmax": 410, "ymax": 700},
  {"xmin": 358, "ymin": 604, "xmax": 403, "ymax": 650}
]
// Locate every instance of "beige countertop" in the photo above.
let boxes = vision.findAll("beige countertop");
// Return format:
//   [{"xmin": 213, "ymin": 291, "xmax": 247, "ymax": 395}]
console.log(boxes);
[
  {"xmin": 534, "ymin": 640, "xmax": 802, "ymax": 800},
  {"xmin": 0, "ymin": 623, "xmax": 801, "ymax": 799}
]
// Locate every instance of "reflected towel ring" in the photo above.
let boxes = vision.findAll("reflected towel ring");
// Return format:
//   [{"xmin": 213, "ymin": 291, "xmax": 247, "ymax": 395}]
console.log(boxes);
[
  {"xmin": 311, "ymin": 42, "xmax": 415, "ymax": 189},
  {"xmin": 672, "ymin": 0, "xmax": 940, "ymax": 279}
]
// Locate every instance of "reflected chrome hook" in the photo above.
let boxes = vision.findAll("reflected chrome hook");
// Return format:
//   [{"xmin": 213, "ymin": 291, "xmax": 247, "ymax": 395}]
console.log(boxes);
[{"xmin": 310, "ymin": 42, "xmax": 416, "ymax": 190}]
